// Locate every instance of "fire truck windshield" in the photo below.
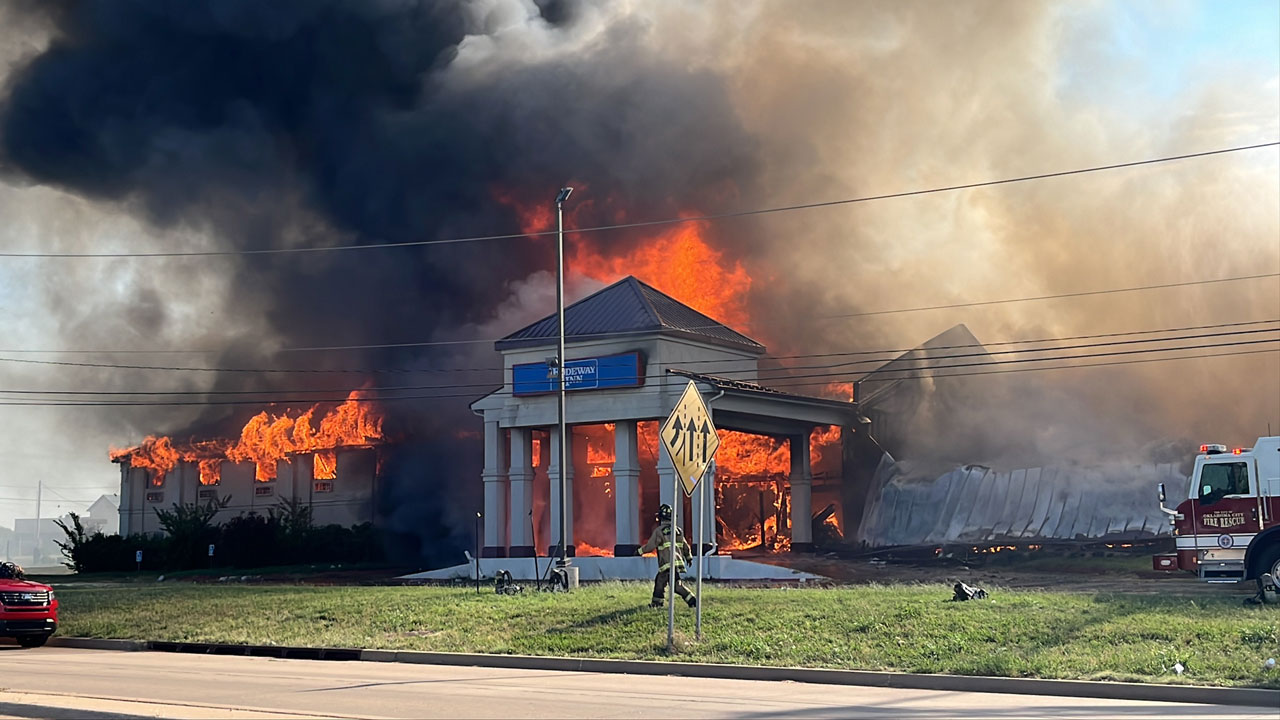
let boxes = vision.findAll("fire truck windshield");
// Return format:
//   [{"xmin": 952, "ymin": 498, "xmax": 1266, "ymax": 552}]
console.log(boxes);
[{"xmin": 1198, "ymin": 461, "xmax": 1250, "ymax": 505}]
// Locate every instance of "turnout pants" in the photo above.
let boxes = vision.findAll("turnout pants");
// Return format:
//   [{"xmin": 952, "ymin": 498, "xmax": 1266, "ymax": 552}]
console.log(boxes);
[{"xmin": 652, "ymin": 569, "xmax": 694, "ymax": 605}]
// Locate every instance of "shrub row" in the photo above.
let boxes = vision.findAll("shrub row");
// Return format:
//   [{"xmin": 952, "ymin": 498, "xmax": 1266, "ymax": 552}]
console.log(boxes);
[{"xmin": 55, "ymin": 498, "xmax": 383, "ymax": 573}]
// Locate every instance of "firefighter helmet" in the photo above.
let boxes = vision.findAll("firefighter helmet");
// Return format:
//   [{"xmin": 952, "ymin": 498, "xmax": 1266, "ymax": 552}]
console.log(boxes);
[{"xmin": 657, "ymin": 504, "xmax": 673, "ymax": 522}]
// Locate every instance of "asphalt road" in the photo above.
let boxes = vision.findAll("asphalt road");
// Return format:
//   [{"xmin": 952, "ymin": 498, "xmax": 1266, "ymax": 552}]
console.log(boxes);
[{"xmin": 0, "ymin": 647, "xmax": 1271, "ymax": 719}]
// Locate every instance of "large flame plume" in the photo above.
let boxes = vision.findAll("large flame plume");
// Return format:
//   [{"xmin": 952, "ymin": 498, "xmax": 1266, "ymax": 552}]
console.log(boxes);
[
  {"xmin": 499, "ymin": 193, "xmax": 853, "ymax": 555},
  {"xmin": 110, "ymin": 391, "xmax": 386, "ymax": 485}
]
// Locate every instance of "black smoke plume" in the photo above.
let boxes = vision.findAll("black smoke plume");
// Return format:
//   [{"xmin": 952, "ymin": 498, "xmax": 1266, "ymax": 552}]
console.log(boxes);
[{"xmin": 0, "ymin": 0, "xmax": 761, "ymax": 564}]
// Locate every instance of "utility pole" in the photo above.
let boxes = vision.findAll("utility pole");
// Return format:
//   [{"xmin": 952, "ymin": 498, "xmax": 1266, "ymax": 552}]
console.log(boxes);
[
  {"xmin": 33, "ymin": 480, "xmax": 42, "ymax": 565},
  {"xmin": 554, "ymin": 186, "xmax": 573, "ymax": 574}
]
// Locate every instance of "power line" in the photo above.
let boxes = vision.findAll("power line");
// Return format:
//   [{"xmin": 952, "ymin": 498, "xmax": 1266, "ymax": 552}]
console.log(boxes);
[
  {"xmin": 0, "ymin": 483, "xmax": 114, "ymax": 489},
  {"xmin": 817, "ymin": 272, "xmax": 1280, "ymax": 319},
  {"xmin": 718, "ymin": 336, "xmax": 1280, "ymax": 387},
  {"xmin": 1, "ymin": 141, "xmax": 1274, "ymax": 259},
  {"xmin": 0, "ymin": 496, "xmax": 98, "ymax": 503},
  {"xmin": 2, "ymin": 324, "xmax": 1275, "ymax": 398},
  {"xmin": 0, "ymin": 337, "xmax": 1274, "ymax": 407},
  {"xmin": 0, "ymin": 269, "xmax": 1274, "ymax": 365},
  {"xmin": 8, "ymin": 314, "xmax": 1270, "ymax": 359},
  {"xmin": 765, "ymin": 318, "xmax": 1280, "ymax": 361},
  {"xmin": 766, "ymin": 347, "xmax": 1280, "ymax": 391},
  {"xmin": 41, "ymin": 486, "xmax": 108, "ymax": 504}
]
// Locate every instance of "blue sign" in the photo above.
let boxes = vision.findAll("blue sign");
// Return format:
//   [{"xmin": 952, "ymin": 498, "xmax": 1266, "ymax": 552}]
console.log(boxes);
[{"xmin": 512, "ymin": 352, "xmax": 645, "ymax": 396}]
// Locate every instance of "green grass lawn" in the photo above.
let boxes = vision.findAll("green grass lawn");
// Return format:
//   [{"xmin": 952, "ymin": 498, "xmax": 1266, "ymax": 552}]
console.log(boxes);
[{"xmin": 52, "ymin": 582, "xmax": 1280, "ymax": 688}]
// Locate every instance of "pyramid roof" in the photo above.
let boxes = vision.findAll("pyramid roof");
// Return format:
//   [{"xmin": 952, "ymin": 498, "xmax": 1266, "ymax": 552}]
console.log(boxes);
[{"xmin": 495, "ymin": 276, "xmax": 764, "ymax": 354}]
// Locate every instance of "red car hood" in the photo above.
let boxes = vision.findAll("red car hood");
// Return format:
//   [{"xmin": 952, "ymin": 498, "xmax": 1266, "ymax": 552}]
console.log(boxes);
[{"xmin": 0, "ymin": 580, "xmax": 52, "ymax": 592}]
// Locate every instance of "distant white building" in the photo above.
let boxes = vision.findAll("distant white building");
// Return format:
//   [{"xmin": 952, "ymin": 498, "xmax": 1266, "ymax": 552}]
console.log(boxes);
[
  {"xmin": 83, "ymin": 494, "xmax": 120, "ymax": 536},
  {"xmin": 10, "ymin": 493, "xmax": 119, "ymax": 566}
]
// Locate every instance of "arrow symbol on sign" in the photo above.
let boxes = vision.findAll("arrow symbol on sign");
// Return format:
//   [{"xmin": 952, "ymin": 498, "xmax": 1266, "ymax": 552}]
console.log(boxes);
[
  {"xmin": 667, "ymin": 416, "xmax": 686, "ymax": 458},
  {"xmin": 684, "ymin": 415, "xmax": 695, "ymax": 463},
  {"xmin": 693, "ymin": 419, "xmax": 708, "ymax": 463}
]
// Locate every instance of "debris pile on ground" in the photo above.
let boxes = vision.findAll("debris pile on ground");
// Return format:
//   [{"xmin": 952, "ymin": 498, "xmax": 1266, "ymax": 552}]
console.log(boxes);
[{"xmin": 951, "ymin": 581, "xmax": 988, "ymax": 601}]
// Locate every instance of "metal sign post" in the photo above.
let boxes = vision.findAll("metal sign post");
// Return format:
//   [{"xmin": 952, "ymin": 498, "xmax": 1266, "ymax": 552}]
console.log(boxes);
[
  {"xmin": 667, "ymin": 479, "xmax": 677, "ymax": 651},
  {"xmin": 695, "ymin": 473, "xmax": 705, "ymax": 640},
  {"xmin": 659, "ymin": 380, "xmax": 722, "ymax": 651},
  {"xmin": 553, "ymin": 186, "xmax": 573, "ymax": 580}
]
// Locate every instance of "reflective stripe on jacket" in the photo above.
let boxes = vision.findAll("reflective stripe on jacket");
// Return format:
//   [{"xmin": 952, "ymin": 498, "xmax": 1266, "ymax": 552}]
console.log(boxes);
[{"xmin": 640, "ymin": 524, "xmax": 690, "ymax": 571}]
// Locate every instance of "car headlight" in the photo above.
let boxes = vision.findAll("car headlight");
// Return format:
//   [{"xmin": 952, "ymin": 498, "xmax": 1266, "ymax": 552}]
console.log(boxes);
[{"xmin": 47, "ymin": 589, "xmax": 55, "ymax": 602}]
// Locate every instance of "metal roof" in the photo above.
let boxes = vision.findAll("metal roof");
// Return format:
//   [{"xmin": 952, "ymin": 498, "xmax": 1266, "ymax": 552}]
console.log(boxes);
[
  {"xmin": 495, "ymin": 276, "xmax": 766, "ymax": 353},
  {"xmin": 668, "ymin": 369, "xmax": 862, "ymax": 414}
]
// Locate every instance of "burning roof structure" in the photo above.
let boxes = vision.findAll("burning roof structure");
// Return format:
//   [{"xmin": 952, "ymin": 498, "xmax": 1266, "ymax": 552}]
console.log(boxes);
[
  {"xmin": 111, "ymin": 392, "xmax": 387, "ymax": 533},
  {"xmin": 110, "ymin": 390, "xmax": 385, "ymax": 485},
  {"xmin": 852, "ymin": 326, "xmax": 1179, "ymax": 546},
  {"xmin": 470, "ymin": 275, "xmax": 865, "ymax": 566}
]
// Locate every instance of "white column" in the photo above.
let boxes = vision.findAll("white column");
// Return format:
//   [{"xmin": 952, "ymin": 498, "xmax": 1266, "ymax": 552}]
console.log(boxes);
[
  {"xmin": 508, "ymin": 428, "xmax": 535, "ymax": 556},
  {"xmin": 481, "ymin": 420, "xmax": 509, "ymax": 556},
  {"xmin": 547, "ymin": 425, "xmax": 574, "ymax": 555},
  {"xmin": 790, "ymin": 432, "xmax": 814, "ymax": 550},
  {"xmin": 613, "ymin": 420, "xmax": 641, "ymax": 554}
]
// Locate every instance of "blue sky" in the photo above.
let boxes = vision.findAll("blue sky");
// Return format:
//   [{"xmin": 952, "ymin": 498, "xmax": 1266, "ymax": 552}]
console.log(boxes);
[{"xmin": 1057, "ymin": 0, "xmax": 1278, "ymax": 121}]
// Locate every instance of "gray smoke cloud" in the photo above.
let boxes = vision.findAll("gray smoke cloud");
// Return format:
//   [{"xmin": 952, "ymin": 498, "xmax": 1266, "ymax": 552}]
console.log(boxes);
[
  {"xmin": 714, "ymin": 1, "xmax": 1279, "ymax": 462},
  {"xmin": 0, "ymin": 0, "xmax": 1275, "ymax": 542}
]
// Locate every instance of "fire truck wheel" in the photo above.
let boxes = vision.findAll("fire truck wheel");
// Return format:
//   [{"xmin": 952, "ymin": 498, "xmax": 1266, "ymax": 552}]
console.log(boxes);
[{"xmin": 1256, "ymin": 543, "xmax": 1280, "ymax": 602}]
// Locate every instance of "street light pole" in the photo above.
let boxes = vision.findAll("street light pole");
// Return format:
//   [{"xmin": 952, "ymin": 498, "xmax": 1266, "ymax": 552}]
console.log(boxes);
[{"xmin": 554, "ymin": 186, "xmax": 573, "ymax": 570}]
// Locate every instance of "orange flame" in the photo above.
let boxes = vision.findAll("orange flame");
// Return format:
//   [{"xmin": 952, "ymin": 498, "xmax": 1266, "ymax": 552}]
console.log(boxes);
[
  {"xmin": 494, "ymin": 189, "xmax": 754, "ymax": 334},
  {"xmin": 718, "ymin": 431, "xmax": 790, "ymax": 477},
  {"xmin": 112, "ymin": 436, "xmax": 181, "ymax": 487},
  {"xmin": 821, "ymin": 382, "xmax": 854, "ymax": 402},
  {"xmin": 313, "ymin": 450, "xmax": 337, "ymax": 481},
  {"xmin": 111, "ymin": 390, "xmax": 385, "ymax": 484},
  {"xmin": 197, "ymin": 459, "xmax": 222, "ymax": 486},
  {"xmin": 584, "ymin": 423, "xmax": 616, "ymax": 466},
  {"xmin": 571, "ymin": 221, "xmax": 752, "ymax": 333},
  {"xmin": 713, "ymin": 427, "xmax": 840, "ymax": 553},
  {"xmin": 574, "ymin": 541, "xmax": 614, "ymax": 557}
]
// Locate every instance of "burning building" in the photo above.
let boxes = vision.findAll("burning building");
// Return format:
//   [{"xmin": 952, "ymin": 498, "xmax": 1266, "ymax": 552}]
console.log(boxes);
[
  {"xmin": 113, "ymin": 391, "xmax": 387, "ymax": 534},
  {"xmin": 469, "ymin": 275, "xmax": 868, "ymax": 561},
  {"xmin": 1, "ymin": 2, "xmax": 1269, "ymax": 572}
]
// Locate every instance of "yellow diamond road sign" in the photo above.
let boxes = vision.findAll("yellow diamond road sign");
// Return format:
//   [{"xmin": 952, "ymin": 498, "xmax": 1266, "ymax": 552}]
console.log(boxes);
[{"xmin": 660, "ymin": 380, "xmax": 720, "ymax": 496}]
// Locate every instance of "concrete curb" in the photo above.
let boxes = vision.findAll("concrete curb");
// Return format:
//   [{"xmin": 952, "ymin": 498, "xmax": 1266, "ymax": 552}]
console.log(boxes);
[
  {"xmin": 48, "ymin": 637, "xmax": 148, "ymax": 652},
  {"xmin": 47, "ymin": 637, "xmax": 1280, "ymax": 708}
]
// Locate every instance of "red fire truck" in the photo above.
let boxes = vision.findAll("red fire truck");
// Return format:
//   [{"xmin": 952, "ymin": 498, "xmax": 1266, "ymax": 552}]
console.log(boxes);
[{"xmin": 1154, "ymin": 436, "xmax": 1280, "ymax": 601}]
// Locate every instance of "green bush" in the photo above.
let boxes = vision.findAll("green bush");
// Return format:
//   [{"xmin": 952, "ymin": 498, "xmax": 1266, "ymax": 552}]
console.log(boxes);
[
  {"xmin": 55, "ymin": 515, "xmax": 169, "ymax": 572},
  {"xmin": 56, "ymin": 500, "xmax": 385, "ymax": 574},
  {"xmin": 154, "ymin": 497, "xmax": 227, "ymax": 570}
]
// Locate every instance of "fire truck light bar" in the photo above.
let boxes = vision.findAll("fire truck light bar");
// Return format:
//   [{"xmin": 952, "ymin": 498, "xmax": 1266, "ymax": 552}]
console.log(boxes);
[{"xmin": 1200, "ymin": 444, "xmax": 1228, "ymax": 454}]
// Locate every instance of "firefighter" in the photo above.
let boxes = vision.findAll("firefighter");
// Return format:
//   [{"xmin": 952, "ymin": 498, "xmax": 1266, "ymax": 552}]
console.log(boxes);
[{"xmin": 636, "ymin": 503, "xmax": 697, "ymax": 609}]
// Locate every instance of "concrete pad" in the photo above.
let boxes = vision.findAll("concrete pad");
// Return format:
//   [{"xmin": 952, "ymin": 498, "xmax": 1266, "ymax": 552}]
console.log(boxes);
[{"xmin": 399, "ymin": 555, "xmax": 825, "ymax": 581}]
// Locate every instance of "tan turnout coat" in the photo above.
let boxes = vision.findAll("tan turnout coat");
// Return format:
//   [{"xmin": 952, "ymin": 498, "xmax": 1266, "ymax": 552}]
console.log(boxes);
[{"xmin": 639, "ymin": 523, "xmax": 691, "ymax": 572}]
